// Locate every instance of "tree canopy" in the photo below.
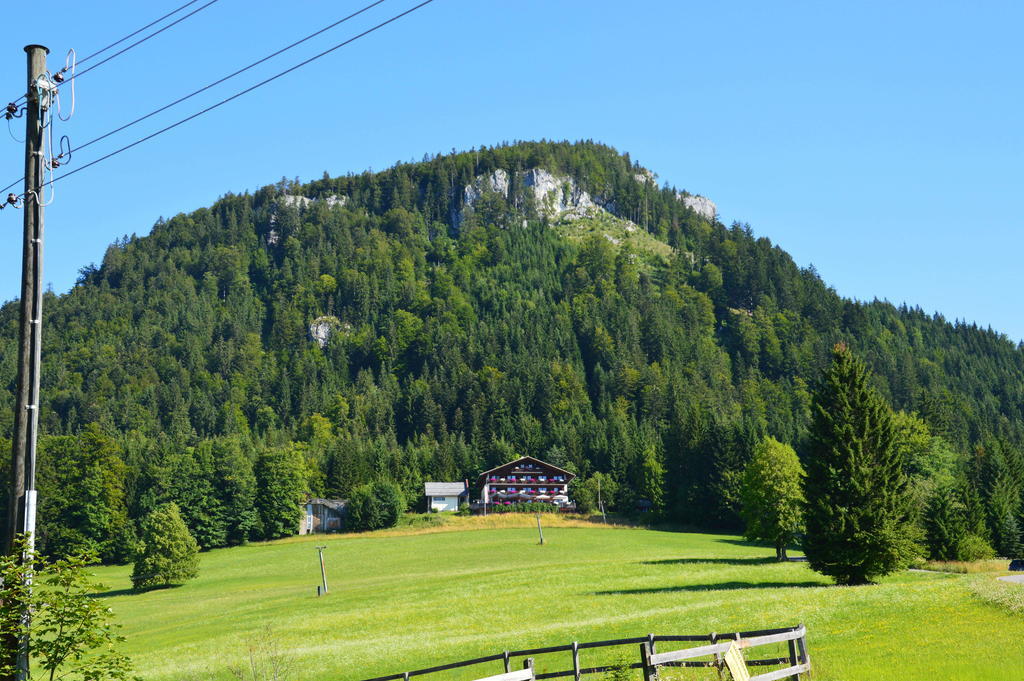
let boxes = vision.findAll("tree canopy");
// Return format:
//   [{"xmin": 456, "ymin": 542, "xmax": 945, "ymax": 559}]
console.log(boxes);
[{"xmin": 1, "ymin": 140, "xmax": 1023, "ymax": 559}]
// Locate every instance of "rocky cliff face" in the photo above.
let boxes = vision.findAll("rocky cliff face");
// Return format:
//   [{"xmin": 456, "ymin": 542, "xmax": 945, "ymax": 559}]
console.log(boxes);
[
  {"xmin": 457, "ymin": 168, "xmax": 614, "ymax": 228},
  {"xmin": 679, "ymin": 194, "xmax": 716, "ymax": 220},
  {"xmin": 458, "ymin": 167, "xmax": 716, "ymax": 229}
]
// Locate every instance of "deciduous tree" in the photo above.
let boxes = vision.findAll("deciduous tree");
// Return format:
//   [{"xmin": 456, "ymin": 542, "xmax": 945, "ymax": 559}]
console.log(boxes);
[{"xmin": 740, "ymin": 436, "xmax": 804, "ymax": 560}]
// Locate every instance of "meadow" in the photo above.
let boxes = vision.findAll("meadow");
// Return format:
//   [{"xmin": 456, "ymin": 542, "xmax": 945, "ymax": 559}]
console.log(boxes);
[{"xmin": 85, "ymin": 517, "xmax": 1024, "ymax": 681}]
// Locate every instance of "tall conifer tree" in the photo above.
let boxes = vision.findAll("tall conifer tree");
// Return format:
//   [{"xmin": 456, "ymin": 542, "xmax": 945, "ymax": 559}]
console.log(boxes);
[{"xmin": 803, "ymin": 343, "xmax": 919, "ymax": 584}]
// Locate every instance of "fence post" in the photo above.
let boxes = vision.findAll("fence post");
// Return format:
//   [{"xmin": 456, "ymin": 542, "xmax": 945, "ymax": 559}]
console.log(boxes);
[
  {"xmin": 640, "ymin": 642, "xmax": 658, "ymax": 681},
  {"xmin": 787, "ymin": 635, "xmax": 801, "ymax": 680},
  {"xmin": 710, "ymin": 632, "xmax": 724, "ymax": 681},
  {"xmin": 647, "ymin": 633, "xmax": 656, "ymax": 655},
  {"xmin": 572, "ymin": 641, "xmax": 580, "ymax": 681},
  {"xmin": 524, "ymin": 658, "xmax": 535, "ymax": 679},
  {"xmin": 796, "ymin": 624, "xmax": 810, "ymax": 669},
  {"xmin": 503, "ymin": 651, "xmax": 510, "ymax": 674}
]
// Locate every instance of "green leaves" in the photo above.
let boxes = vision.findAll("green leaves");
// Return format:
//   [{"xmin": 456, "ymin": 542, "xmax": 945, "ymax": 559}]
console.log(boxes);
[
  {"xmin": 0, "ymin": 537, "xmax": 135, "ymax": 681},
  {"xmin": 740, "ymin": 436, "xmax": 804, "ymax": 560},
  {"xmin": 131, "ymin": 503, "xmax": 199, "ymax": 590}
]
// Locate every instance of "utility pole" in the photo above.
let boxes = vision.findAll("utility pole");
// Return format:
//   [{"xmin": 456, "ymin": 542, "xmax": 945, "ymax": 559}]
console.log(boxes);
[
  {"xmin": 315, "ymin": 545, "xmax": 328, "ymax": 595},
  {"xmin": 3, "ymin": 43, "xmax": 49, "ymax": 681},
  {"xmin": 6, "ymin": 44, "xmax": 48, "ymax": 555},
  {"xmin": 598, "ymin": 476, "xmax": 606, "ymax": 524}
]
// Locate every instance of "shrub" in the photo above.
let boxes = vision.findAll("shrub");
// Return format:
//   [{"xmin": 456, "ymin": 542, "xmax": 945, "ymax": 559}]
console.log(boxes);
[
  {"xmin": 0, "ymin": 537, "xmax": 135, "ymax": 681},
  {"xmin": 347, "ymin": 480, "xmax": 406, "ymax": 531},
  {"xmin": 958, "ymin": 533, "xmax": 997, "ymax": 561}
]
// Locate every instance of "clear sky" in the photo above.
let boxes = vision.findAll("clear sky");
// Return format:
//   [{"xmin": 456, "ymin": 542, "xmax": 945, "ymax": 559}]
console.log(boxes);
[{"xmin": 1, "ymin": 1, "xmax": 1022, "ymax": 341}]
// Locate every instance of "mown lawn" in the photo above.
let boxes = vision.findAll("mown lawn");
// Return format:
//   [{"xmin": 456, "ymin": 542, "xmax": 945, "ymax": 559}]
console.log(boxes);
[{"xmin": 85, "ymin": 517, "xmax": 1024, "ymax": 681}]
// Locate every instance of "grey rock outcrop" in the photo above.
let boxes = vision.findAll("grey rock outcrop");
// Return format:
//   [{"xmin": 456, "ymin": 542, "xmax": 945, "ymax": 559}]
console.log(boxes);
[
  {"xmin": 457, "ymin": 168, "xmax": 612, "ymax": 228},
  {"xmin": 279, "ymin": 194, "xmax": 347, "ymax": 210},
  {"xmin": 678, "ymin": 194, "xmax": 716, "ymax": 221},
  {"xmin": 309, "ymin": 316, "xmax": 351, "ymax": 349}
]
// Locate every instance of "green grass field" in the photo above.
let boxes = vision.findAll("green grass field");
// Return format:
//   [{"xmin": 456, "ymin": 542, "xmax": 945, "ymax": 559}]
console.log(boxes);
[{"xmin": 85, "ymin": 517, "xmax": 1024, "ymax": 681}]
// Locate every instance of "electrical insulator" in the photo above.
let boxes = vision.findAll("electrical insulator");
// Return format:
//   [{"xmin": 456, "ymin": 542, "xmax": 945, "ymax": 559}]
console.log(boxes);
[{"xmin": 34, "ymin": 75, "xmax": 58, "ymax": 111}]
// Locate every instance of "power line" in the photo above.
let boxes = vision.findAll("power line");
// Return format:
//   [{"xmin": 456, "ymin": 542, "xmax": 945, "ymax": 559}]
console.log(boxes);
[
  {"xmin": 34, "ymin": 0, "xmax": 437, "ymax": 192},
  {"xmin": 64, "ymin": 0, "xmax": 223, "ymax": 86},
  {"xmin": 9, "ymin": 0, "xmax": 222, "ymax": 107},
  {"xmin": 72, "ymin": 0, "xmax": 388, "ymax": 157},
  {"xmin": 78, "ymin": 0, "xmax": 207, "ymax": 67},
  {"xmin": 1, "ymin": 176, "xmax": 24, "ymax": 195}
]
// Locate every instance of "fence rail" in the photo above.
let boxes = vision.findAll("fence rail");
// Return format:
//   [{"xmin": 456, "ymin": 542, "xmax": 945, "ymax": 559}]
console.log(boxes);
[{"xmin": 360, "ymin": 625, "xmax": 810, "ymax": 681}]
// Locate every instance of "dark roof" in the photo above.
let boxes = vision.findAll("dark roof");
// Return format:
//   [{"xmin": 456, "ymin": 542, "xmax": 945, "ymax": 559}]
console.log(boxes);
[
  {"xmin": 424, "ymin": 482, "xmax": 468, "ymax": 496},
  {"xmin": 307, "ymin": 498, "xmax": 348, "ymax": 511},
  {"xmin": 478, "ymin": 456, "xmax": 576, "ymax": 481}
]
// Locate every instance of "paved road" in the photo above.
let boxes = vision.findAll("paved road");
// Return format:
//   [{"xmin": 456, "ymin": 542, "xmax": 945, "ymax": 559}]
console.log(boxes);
[{"xmin": 997, "ymin": 574, "xmax": 1024, "ymax": 584}]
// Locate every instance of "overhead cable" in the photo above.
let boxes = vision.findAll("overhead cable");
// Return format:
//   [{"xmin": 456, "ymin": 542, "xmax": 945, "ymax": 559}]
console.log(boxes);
[
  {"xmin": 72, "ymin": 0, "xmax": 388, "ymax": 156},
  {"xmin": 76, "ymin": 0, "xmax": 208, "ymax": 67},
  {"xmin": 38, "ymin": 0, "xmax": 437, "ymax": 191},
  {"xmin": 9, "ymin": 0, "xmax": 221, "ymax": 107}
]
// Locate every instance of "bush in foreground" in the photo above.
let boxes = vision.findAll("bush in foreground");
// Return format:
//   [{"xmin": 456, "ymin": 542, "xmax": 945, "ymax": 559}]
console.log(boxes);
[{"xmin": 0, "ymin": 537, "xmax": 134, "ymax": 681}]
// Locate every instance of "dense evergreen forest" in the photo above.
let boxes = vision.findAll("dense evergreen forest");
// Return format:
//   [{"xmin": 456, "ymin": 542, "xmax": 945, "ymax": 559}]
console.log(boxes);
[{"xmin": 2, "ymin": 140, "xmax": 1023, "ymax": 562}]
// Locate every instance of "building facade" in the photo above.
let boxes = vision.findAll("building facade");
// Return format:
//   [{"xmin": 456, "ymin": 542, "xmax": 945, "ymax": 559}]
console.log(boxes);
[
  {"xmin": 479, "ymin": 456, "xmax": 575, "ymax": 508},
  {"xmin": 424, "ymin": 482, "xmax": 469, "ymax": 512},
  {"xmin": 299, "ymin": 498, "xmax": 348, "ymax": 534}
]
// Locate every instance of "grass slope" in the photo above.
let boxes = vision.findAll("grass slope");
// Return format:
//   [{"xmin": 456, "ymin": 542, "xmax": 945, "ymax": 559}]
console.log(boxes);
[{"xmin": 87, "ymin": 518, "xmax": 1024, "ymax": 681}]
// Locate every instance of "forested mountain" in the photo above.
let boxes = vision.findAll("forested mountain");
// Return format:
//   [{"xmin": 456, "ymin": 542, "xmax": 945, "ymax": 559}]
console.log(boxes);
[{"xmin": 2, "ymin": 140, "xmax": 1023, "ymax": 561}]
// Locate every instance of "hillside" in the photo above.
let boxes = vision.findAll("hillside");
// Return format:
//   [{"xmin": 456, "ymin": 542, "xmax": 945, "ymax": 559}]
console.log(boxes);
[
  {"xmin": 85, "ymin": 521, "xmax": 1024, "ymax": 681},
  {"xmin": 2, "ymin": 140, "xmax": 1024, "ymax": 558}
]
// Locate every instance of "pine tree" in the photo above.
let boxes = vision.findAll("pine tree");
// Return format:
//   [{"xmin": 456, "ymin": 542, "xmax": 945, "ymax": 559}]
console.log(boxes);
[
  {"xmin": 131, "ymin": 503, "xmax": 200, "ymax": 590},
  {"xmin": 803, "ymin": 343, "xmax": 919, "ymax": 584},
  {"xmin": 740, "ymin": 436, "xmax": 804, "ymax": 560},
  {"xmin": 924, "ymin": 484, "xmax": 967, "ymax": 561}
]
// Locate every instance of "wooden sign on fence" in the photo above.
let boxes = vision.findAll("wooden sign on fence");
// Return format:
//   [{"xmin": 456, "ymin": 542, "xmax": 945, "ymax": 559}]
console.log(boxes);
[{"xmin": 723, "ymin": 641, "xmax": 750, "ymax": 681}]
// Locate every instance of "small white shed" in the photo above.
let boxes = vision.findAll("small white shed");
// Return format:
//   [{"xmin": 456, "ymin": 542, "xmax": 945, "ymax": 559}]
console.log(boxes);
[{"xmin": 424, "ymin": 482, "xmax": 468, "ymax": 512}]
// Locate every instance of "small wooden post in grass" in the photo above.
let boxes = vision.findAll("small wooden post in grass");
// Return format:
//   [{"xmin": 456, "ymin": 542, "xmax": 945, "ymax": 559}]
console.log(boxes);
[
  {"xmin": 639, "ymin": 641, "xmax": 659, "ymax": 681},
  {"xmin": 503, "ymin": 651, "xmax": 510, "ymax": 673},
  {"xmin": 536, "ymin": 514, "xmax": 544, "ymax": 545},
  {"xmin": 571, "ymin": 641, "xmax": 580, "ymax": 681},
  {"xmin": 316, "ymin": 545, "xmax": 328, "ymax": 594}
]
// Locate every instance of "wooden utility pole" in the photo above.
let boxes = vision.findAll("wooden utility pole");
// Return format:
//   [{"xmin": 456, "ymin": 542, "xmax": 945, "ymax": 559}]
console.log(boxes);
[
  {"xmin": 3, "ymin": 43, "xmax": 48, "ymax": 681},
  {"xmin": 535, "ymin": 513, "xmax": 544, "ymax": 545},
  {"xmin": 6, "ymin": 44, "xmax": 48, "ymax": 556}
]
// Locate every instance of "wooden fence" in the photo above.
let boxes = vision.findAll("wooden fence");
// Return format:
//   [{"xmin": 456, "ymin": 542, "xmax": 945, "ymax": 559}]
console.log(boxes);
[{"xmin": 359, "ymin": 625, "xmax": 810, "ymax": 681}]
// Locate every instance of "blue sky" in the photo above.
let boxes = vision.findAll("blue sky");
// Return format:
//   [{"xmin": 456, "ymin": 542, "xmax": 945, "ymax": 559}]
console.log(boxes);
[{"xmin": 1, "ymin": 1, "xmax": 1022, "ymax": 341}]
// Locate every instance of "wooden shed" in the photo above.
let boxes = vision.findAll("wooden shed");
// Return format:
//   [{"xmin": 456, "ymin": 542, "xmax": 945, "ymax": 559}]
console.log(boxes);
[{"xmin": 299, "ymin": 498, "xmax": 348, "ymax": 534}]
